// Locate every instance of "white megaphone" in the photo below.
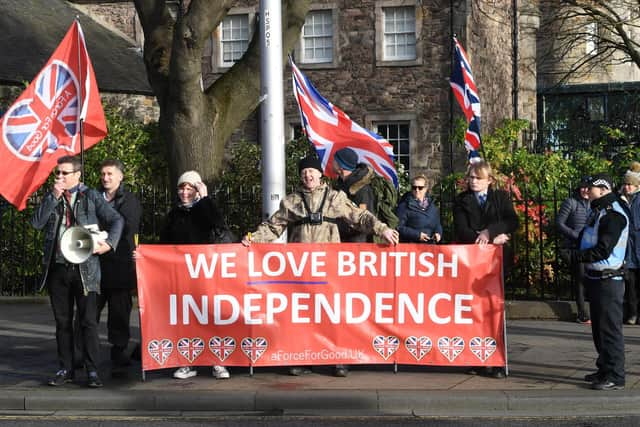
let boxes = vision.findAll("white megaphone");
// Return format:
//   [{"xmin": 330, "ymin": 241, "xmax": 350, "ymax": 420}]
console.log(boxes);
[{"xmin": 60, "ymin": 224, "xmax": 108, "ymax": 264}]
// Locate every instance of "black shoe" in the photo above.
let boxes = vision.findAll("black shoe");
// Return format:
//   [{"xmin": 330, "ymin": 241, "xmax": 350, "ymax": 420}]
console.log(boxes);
[
  {"xmin": 584, "ymin": 371, "xmax": 602, "ymax": 382},
  {"xmin": 334, "ymin": 365, "xmax": 349, "ymax": 377},
  {"xmin": 48, "ymin": 369, "xmax": 73, "ymax": 386},
  {"xmin": 288, "ymin": 366, "xmax": 311, "ymax": 376},
  {"xmin": 485, "ymin": 367, "xmax": 506, "ymax": 379},
  {"xmin": 130, "ymin": 343, "xmax": 141, "ymax": 361},
  {"xmin": 591, "ymin": 380, "xmax": 624, "ymax": 390},
  {"xmin": 87, "ymin": 371, "xmax": 103, "ymax": 388},
  {"xmin": 466, "ymin": 367, "xmax": 479, "ymax": 375}
]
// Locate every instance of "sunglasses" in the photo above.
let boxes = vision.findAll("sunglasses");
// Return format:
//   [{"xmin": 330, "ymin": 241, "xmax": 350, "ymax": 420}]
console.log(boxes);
[
  {"xmin": 412, "ymin": 185, "xmax": 425, "ymax": 190},
  {"xmin": 55, "ymin": 170, "xmax": 77, "ymax": 176}
]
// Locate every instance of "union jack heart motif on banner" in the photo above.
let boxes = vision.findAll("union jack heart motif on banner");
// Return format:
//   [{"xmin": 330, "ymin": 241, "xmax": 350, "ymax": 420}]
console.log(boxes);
[
  {"xmin": 177, "ymin": 337, "xmax": 205, "ymax": 363},
  {"xmin": 147, "ymin": 339, "xmax": 173, "ymax": 366},
  {"xmin": 372, "ymin": 335, "xmax": 399, "ymax": 360},
  {"xmin": 469, "ymin": 336, "xmax": 497, "ymax": 362},
  {"xmin": 437, "ymin": 336, "xmax": 465, "ymax": 362},
  {"xmin": 208, "ymin": 336, "xmax": 236, "ymax": 362},
  {"xmin": 241, "ymin": 337, "xmax": 268, "ymax": 363},
  {"xmin": 404, "ymin": 336, "xmax": 432, "ymax": 361}
]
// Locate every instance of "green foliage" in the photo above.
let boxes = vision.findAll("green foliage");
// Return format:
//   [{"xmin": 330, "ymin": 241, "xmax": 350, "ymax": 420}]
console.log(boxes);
[
  {"xmin": 445, "ymin": 118, "xmax": 633, "ymax": 298},
  {"xmin": 215, "ymin": 137, "xmax": 316, "ymax": 237},
  {"xmin": 81, "ymin": 106, "xmax": 168, "ymax": 189}
]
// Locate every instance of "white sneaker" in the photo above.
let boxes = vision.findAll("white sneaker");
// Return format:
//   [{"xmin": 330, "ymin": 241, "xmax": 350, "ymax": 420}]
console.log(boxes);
[
  {"xmin": 212, "ymin": 365, "xmax": 230, "ymax": 379},
  {"xmin": 173, "ymin": 366, "xmax": 197, "ymax": 379}
]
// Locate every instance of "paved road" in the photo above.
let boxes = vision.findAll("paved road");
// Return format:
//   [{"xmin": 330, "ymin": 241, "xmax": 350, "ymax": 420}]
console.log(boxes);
[{"xmin": 1, "ymin": 301, "xmax": 640, "ymax": 418}]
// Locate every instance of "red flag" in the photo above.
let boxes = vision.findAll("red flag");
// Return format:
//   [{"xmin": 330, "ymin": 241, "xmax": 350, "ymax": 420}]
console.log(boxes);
[{"xmin": 0, "ymin": 20, "xmax": 107, "ymax": 210}]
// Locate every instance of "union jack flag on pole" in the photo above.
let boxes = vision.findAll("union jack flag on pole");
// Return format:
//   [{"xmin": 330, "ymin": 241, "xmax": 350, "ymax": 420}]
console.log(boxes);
[
  {"xmin": 290, "ymin": 58, "xmax": 398, "ymax": 187},
  {"xmin": 0, "ymin": 20, "xmax": 107, "ymax": 210},
  {"xmin": 450, "ymin": 36, "xmax": 482, "ymax": 162}
]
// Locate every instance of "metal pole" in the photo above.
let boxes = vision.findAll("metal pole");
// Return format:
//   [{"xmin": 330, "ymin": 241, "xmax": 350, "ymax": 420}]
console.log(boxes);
[
  {"xmin": 75, "ymin": 17, "xmax": 85, "ymax": 182},
  {"xmin": 259, "ymin": 0, "xmax": 287, "ymax": 236}
]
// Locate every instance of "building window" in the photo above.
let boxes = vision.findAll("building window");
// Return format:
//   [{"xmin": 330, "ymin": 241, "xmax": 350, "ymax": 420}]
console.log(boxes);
[
  {"xmin": 220, "ymin": 14, "xmax": 249, "ymax": 66},
  {"xmin": 375, "ymin": 122, "xmax": 410, "ymax": 171},
  {"xmin": 585, "ymin": 21, "xmax": 599, "ymax": 56},
  {"xmin": 383, "ymin": 6, "xmax": 416, "ymax": 60},
  {"xmin": 301, "ymin": 10, "xmax": 333, "ymax": 63},
  {"xmin": 375, "ymin": 1, "xmax": 422, "ymax": 66}
]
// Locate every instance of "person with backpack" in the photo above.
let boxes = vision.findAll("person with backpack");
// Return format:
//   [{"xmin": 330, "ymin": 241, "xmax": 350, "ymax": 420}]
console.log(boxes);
[
  {"xmin": 242, "ymin": 155, "xmax": 399, "ymax": 377},
  {"xmin": 397, "ymin": 174, "xmax": 442, "ymax": 243},
  {"xmin": 557, "ymin": 176, "xmax": 592, "ymax": 324},
  {"xmin": 333, "ymin": 147, "xmax": 377, "ymax": 243}
]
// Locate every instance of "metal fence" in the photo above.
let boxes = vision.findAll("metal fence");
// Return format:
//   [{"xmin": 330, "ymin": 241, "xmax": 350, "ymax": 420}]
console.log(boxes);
[{"xmin": 0, "ymin": 183, "xmax": 581, "ymax": 300}]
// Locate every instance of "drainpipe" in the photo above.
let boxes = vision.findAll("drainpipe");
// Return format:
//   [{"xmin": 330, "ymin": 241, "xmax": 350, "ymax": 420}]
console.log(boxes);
[{"xmin": 512, "ymin": 0, "xmax": 519, "ymax": 120}]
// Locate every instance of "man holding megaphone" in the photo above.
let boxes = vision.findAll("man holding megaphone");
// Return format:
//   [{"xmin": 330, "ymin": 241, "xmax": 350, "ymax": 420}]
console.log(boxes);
[{"xmin": 31, "ymin": 155, "xmax": 123, "ymax": 388}]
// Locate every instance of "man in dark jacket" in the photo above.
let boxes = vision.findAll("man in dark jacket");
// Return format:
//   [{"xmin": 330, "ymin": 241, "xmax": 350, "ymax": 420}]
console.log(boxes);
[
  {"xmin": 96, "ymin": 159, "xmax": 142, "ymax": 367},
  {"xmin": 332, "ymin": 147, "xmax": 376, "ymax": 378},
  {"xmin": 333, "ymin": 147, "xmax": 377, "ymax": 244},
  {"xmin": 557, "ymin": 177, "xmax": 591, "ymax": 323},
  {"xmin": 31, "ymin": 156, "xmax": 123, "ymax": 388},
  {"xmin": 453, "ymin": 160, "xmax": 519, "ymax": 379}
]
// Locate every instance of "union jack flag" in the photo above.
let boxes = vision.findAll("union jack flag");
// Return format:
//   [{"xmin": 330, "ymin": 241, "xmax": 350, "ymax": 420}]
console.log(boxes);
[
  {"xmin": 469, "ymin": 336, "xmax": 497, "ymax": 362},
  {"xmin": 208, "ymin": 336, "xmax": 236, "ymax": 362},
  {"xmin": 148, "ymin": 339, "xmax": 173, "ymax": 366},
  {"xmin": 437, "ymin": 336, "xmax": 465, "ymax": 362},
  {"xmin": 372, "ymin": 335, "xmax": 399, "ymax": 360},
  {"xmin": 241, "ymin": 337, "xmax": 268, "ymax": 363},
  {"xmin": 450, "ymin": 36, "xmax": 482, "ymax": 163},
  {"xmin": 290, "ymin": 58, "xmax": 398, "ymax": 187},
  {"xmin": 177, "ymin": 337, "xmax": 204, "ymax": 363},
  {"xmin": 4, "ymin": 62, "xmax": 79, "ymax": 158}
]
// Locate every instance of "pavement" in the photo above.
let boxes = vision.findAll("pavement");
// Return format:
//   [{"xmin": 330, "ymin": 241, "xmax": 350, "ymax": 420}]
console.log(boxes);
[{"xmin": 2, "ymin": 298, "xmax": 640, "ymax": 418}]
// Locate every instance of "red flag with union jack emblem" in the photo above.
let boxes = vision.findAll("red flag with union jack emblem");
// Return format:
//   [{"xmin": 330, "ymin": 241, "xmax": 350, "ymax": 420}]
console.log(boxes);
[{"xmin": 0, "ymin": 20, "xmax": 107, "ymax": 210}]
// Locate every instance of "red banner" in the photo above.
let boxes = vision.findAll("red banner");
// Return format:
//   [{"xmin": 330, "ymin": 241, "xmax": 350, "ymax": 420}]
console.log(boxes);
[{"xmin": 136, "ymin": 243, "xmax": 505, "ymax": 372}]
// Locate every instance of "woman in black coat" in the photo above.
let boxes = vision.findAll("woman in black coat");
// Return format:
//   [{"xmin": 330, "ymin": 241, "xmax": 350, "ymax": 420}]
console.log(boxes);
[{"xmin": 160, "ymin": 170, "xmax": 233, "ymax": 380}]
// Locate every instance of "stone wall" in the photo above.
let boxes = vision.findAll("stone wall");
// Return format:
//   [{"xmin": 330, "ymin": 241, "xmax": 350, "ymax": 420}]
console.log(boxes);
[
  {"xmin": 0, "ymin": 83, "xmax": 158, "ymax": 124},
  {"xmin": 71, "ymin": 1, "xmax": 142, "ymax": 47},
  {"xmin": 102, "ymin": 93, "xmax": 159, "ymax": 124}
]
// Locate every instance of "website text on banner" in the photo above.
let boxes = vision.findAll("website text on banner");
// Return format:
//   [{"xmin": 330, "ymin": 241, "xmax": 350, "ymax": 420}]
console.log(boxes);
[{"xmin": 136, "ymin": 243, "xmax": 505, "ymax": 372}]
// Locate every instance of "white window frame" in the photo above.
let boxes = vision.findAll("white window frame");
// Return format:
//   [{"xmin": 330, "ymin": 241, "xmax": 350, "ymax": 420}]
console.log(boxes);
[
  {"xmin": 366, "ymin": 113, "xmax": 417, "ymax": 173},
  {"xmin": 585, "ymin": 21, "xmax": 599, "ymax": 56},
  {"xmin": 294, "ymin": 4, "xmax": 339, "ymax": 69},
  {"xmin": 220, "ymin": 14, "xmax": 250, "ymax": 67},
  {"xmin": 210, "ymin": 8, "xmax": 256, "ymax": 73},
  {"xmin": 375, "ymin": 0, "xmax": 422, "ymax": 66}
]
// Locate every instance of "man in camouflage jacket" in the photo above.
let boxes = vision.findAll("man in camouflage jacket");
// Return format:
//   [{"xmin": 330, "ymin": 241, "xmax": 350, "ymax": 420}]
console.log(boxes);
[{"xmin": 243, "ymin": 156, "xmax": 398, "ymax": 245}]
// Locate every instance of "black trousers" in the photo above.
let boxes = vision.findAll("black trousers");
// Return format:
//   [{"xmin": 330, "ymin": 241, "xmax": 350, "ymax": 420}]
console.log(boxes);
[
  {"xmin": 586, "ymin": 275, "xmax": 625, "ymax": 384},
  {"xmin": 572, "ymin": 258, "xmax": 589, "ymax": 319},
  {"xmin": 48, "ymin": 263, "xmax": 99, "ymax": 372},
  {"xmin": 97, "ymin": 288, "xmax": 132, "ymax": 350},
  {"xmin": 624, "ymin": 268, "xmax": 640, "ymax": 319}
]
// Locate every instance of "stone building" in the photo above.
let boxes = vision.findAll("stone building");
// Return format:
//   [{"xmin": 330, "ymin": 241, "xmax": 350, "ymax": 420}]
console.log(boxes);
[{"xmin": 59, "ymin": 0, "xmax": 543, "ymax": 179}]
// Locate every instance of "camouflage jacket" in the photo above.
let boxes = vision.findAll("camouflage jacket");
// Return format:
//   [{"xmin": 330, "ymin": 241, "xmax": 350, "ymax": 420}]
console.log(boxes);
[{"xmin": 251, "ymin": 182, "xmax": 390, "ymax": 243}]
